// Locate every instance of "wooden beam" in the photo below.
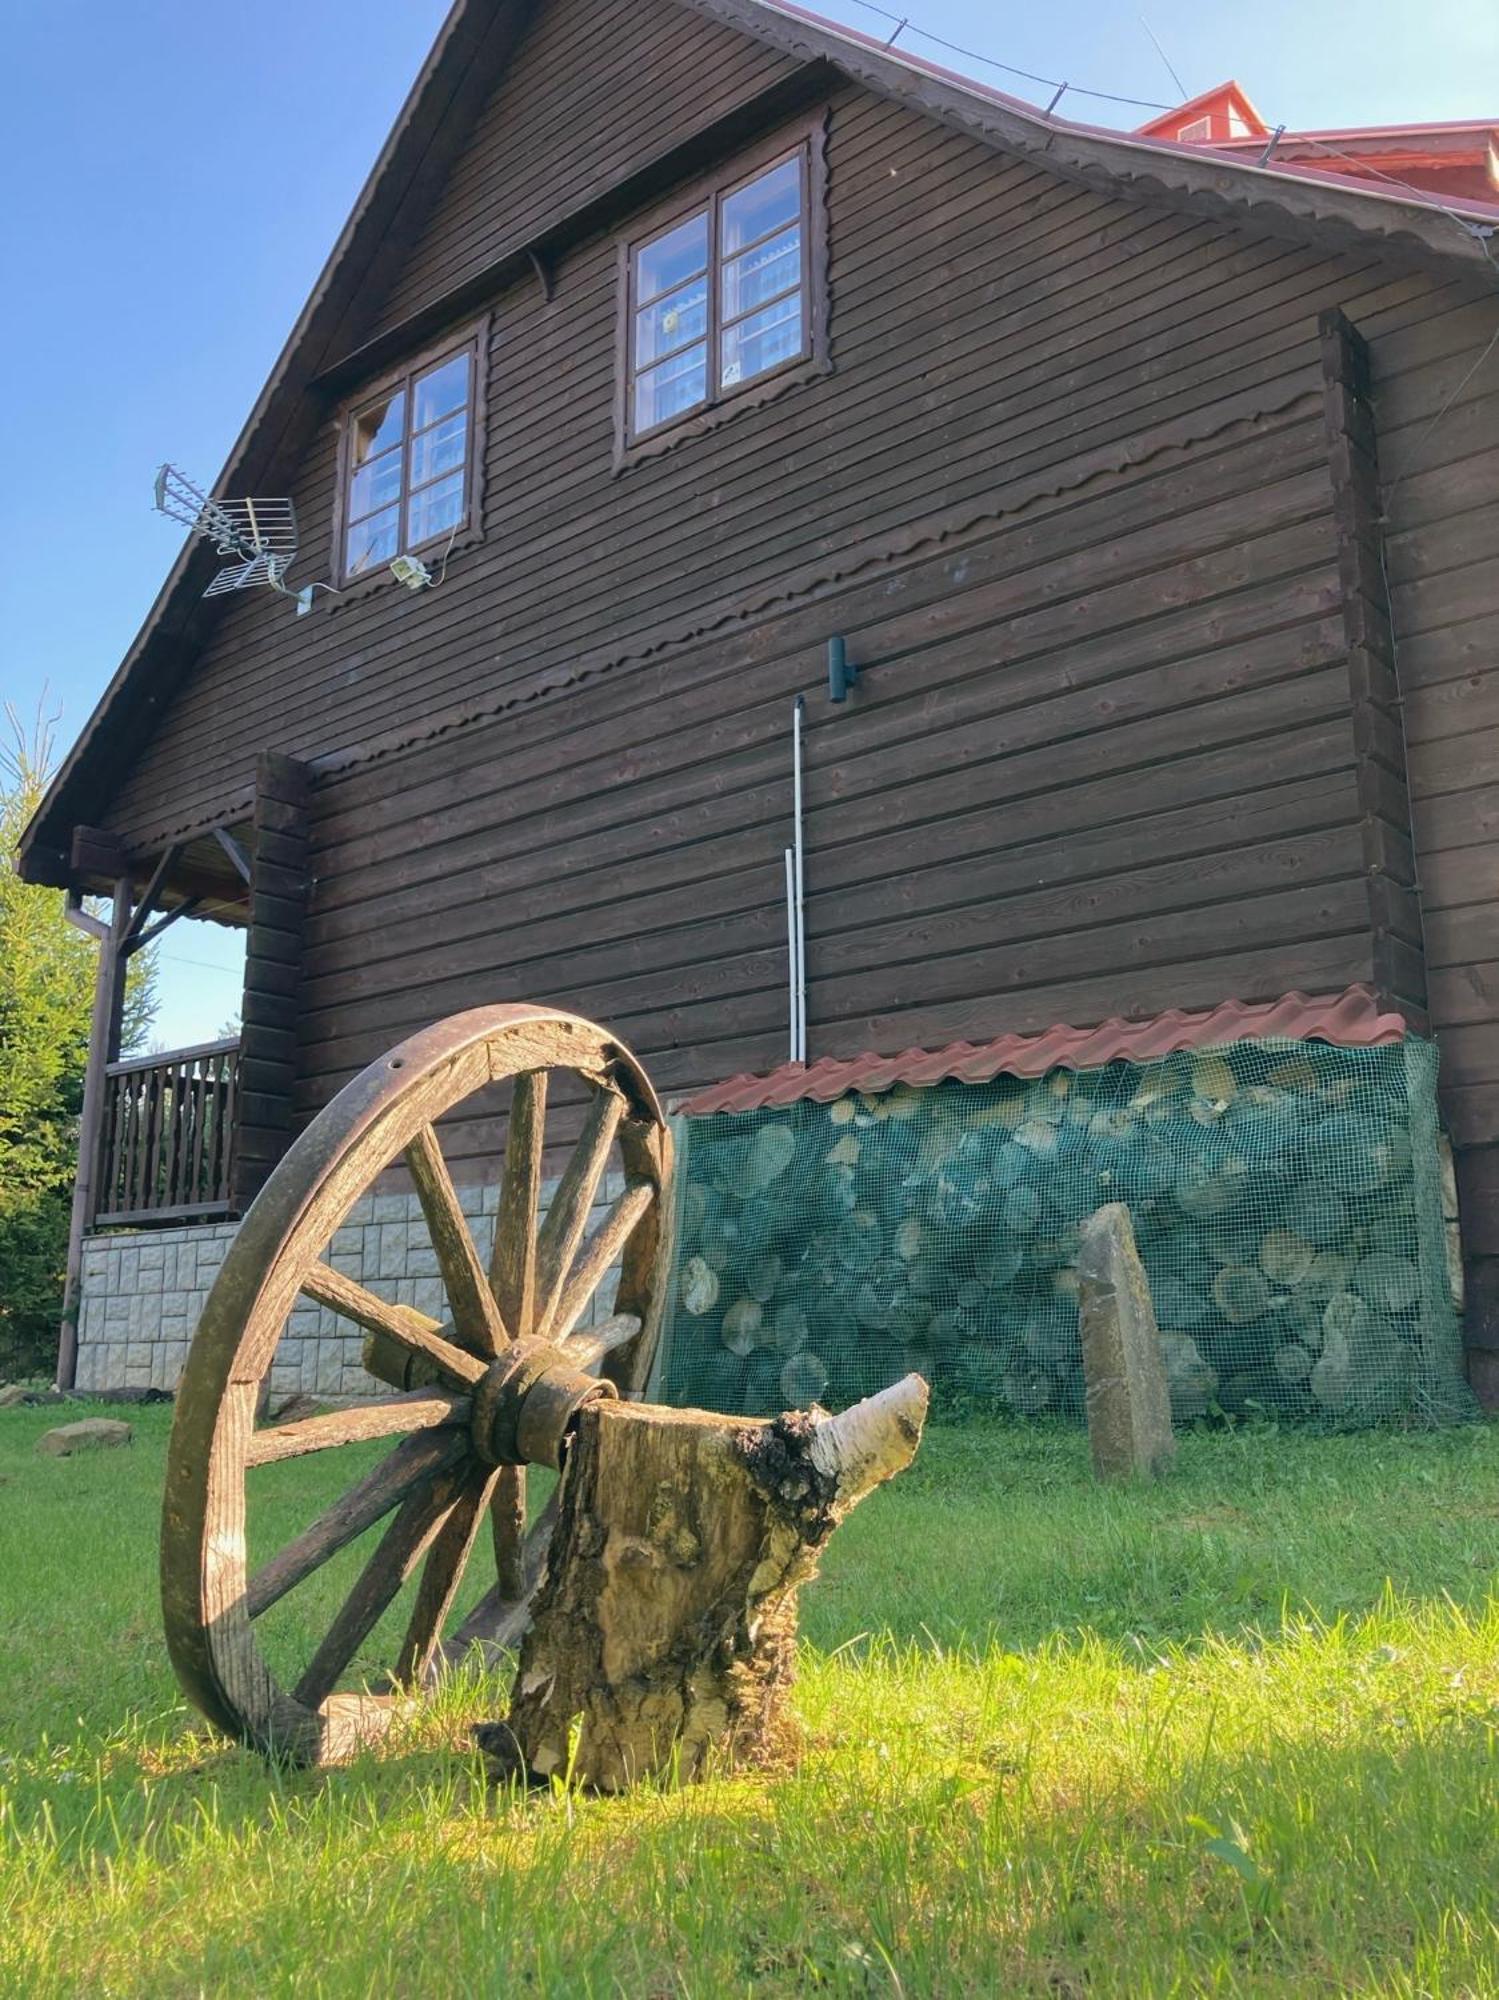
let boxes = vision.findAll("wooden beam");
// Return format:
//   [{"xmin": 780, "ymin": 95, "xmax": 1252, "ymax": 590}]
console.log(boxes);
[
  {"xmin": 232, "ymin": 754, "xmax": 314, "ymax": 1210},
  {"xmin": 57, "ymin": 874, "xmax": 133, "ymax": 1389},
  {"xmin": 63, "ymin": 888, "xmax": 106, "ymax": 942},
  {"xmin": 69, "ymin": 825, "xmax": 129, "ymax": 881},
  {"xmin": 1319, "ymin": 307, "xmax": 1427, "ymax": 1026},
  {"xmin": 213, "ymin": 826, "xmax": 253, "ymax": 884},
  {"xmin": 123, "ymin": 843, "xmax": 185, "ymax": 948},
  {"xmin": 128, "ymin": 897, "xmax": 204, "ymax": 956}
]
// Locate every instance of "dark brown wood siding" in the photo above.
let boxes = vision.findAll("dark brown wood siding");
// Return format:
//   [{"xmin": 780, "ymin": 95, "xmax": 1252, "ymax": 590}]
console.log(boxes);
[
  {"xmin": 293, "ymin": 391, "xmax": 1377, "ymax": 1175},
  {"xmin": 1374, "ymin": 290, "xmax": 1499, "ymax": 1351}
]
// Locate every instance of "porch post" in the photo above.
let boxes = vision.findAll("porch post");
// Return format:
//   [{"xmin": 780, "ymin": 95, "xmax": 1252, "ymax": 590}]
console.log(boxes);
[{"xmin": 57, "ymin": 874, "xmax": 133, "ymax": 1390}]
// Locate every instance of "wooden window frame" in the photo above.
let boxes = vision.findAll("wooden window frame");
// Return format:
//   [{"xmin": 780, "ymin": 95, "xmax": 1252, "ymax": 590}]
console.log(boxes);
[
  {"xmin": 330, "ymin": 318, "xmax": 490, "ymax": 594},
  {"xmin": 613, "ymin": 114, "xmax": 830, "ymax": 471}
]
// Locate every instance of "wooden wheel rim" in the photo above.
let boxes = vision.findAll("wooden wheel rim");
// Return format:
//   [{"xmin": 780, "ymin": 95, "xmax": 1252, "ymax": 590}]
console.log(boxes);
[{"xmin": 161, "ymin": 1005, "xmax": 672, "ymax": 1764}]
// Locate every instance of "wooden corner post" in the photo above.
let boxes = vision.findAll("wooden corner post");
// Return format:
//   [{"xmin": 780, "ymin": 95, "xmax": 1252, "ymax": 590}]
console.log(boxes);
[
  {"xmin": 57, "ymin": 859, "xmax": 133, "ymax": 1390},
  {"xmin": 1318, "ymin": 307, "xmax": 1427, "ymax": 1027},
  {"xmin": 230, "ymin": 754, "xmax": 316, "ymax": 1213}
]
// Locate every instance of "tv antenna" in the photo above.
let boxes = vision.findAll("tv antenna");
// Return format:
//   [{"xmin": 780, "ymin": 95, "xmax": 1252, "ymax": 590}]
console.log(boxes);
[{"xmin": 153, "ymin": 464, "xmax": 336, "ymax": 616}]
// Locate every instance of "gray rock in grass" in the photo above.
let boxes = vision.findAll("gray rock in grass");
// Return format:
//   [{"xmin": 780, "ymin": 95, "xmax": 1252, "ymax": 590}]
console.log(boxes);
[{"xmin": 36, "ymin": 1418, "xmax": 134, "ymax": 1457}]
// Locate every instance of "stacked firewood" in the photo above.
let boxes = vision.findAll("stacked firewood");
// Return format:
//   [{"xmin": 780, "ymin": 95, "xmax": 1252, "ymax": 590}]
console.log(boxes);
[{"xmin": 664, "ymin": 1045, "xmax": 1443, "ymax": 1428}]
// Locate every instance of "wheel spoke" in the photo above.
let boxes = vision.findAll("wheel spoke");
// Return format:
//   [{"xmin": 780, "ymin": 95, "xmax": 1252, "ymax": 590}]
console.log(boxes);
[
  {"xmin": 491, "ymin": 1070, "xmax": 547, "ymax": 1341},
  {"xmin": 394, "ymin": 1468, "xmax": 500, "ymax": 1688},
  {"xmin": 561, "ymin": 1311, "xmax": 643, "ymax": 1373},
  {"xmin": 488, "ymin": 1073, "xmax": 548, "ymax": 1603},
  {"xmin": 246, "ymin": 1426, "xmax": 470, "ymax": 1617},
  {"xmin": 301, "ymin": 1261, "xmax": 486, "ymax": 1389},
  {"xmin": 491, "ymin": 1465, "xmax": 527, "ymax": 1599},
  {"xmin": 546, "ymin": 1182, "xmax": 654, "ymax": 1342},
  {"xmin": 445, "ymin": 1489, "xmax": 560, "ymax": 1662},
  {"xmin": 292, "ymin": 1464, "xmax": 469, "ymax": 1710},
  {"xmin": 534, "ymin": 1085, "xmax": 624, "ymax": 1333},
  {"xmin": 246, "ymin": 1391, "xmax": 469, "ymax": 1467},
  {"xmin": 406, "ymin": 1123, "xmax": 509, "ymax": 1355}
]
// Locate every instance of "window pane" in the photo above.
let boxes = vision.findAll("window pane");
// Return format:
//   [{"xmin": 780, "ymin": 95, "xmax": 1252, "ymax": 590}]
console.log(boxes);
[
  {"xmin": 721, "ymin": 155, "xmax": 801, "ymax": 256},
  {"xmin": 634, "ymin": 342, "xmax": 707, "ymax": 433},
  {"xmin": 720, "ymin": 291, "xmax": 803, "ymax": 389},
  {"xmin": 345, "ymin": 504, "xmax": 400, "ymax": 576},
  {"xmin": 407, "ymin": 470, "xmax": 466, "ymax": 546},
  {"xmin": 722, "ymin": 224, "xmax": 800, "ymax": 323},
  {"xmin": 348, "ymin": 443, "xmax": 403, "ymax": 524},
  {"xmin": 354, "ymin": 391, "xmax": 405, "ymax": 465},
  {"xmin": 634, "ymin": 275, "xmax": 707, "ymax": 369},
  {"xmin": 413, "ymin": 351, "xmax": 470, "ymax": 430},
  {"xmin": 636, "ymin": 211, "xmax": 708, "ymax": 305},
  {"xmin": 410, "ymin": 410, "xmax": 467, "ymax": 489}
]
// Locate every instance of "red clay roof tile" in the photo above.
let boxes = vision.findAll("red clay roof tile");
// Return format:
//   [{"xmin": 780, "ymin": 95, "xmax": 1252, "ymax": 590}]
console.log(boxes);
[{"xmin": 677, "ymin": 986, "xmax": 1410, "ymax": 1116}]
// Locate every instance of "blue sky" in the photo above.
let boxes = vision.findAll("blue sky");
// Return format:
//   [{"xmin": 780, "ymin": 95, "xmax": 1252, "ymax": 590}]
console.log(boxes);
[{"xmin": 4, "ymin": 0, "xmax": 1495, "ymax": 1046}]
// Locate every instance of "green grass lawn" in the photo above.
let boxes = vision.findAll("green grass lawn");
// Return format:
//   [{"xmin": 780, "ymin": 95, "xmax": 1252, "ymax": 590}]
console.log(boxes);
[{"xmin": 2, "ymin": 1403, "xmax": 1497, "ymax": 1997}]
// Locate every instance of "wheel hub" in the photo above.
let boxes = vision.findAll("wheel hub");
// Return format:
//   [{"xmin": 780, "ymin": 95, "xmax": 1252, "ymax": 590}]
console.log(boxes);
[{"xmin": 469, "ymin": 1339, "xmax": 618, "ymax": 1469}]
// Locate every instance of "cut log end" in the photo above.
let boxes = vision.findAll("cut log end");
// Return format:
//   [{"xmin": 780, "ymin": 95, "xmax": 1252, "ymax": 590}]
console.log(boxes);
[{"xmin": 476, "ymin": 1375, "xmax": 928, "ymax": 1793}]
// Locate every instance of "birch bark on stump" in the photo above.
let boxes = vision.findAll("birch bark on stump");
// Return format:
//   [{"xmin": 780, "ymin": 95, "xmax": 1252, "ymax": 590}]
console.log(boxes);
[{"xmin": 478, "ymin": 1374, "xmax": 929, "ymax": 1791}]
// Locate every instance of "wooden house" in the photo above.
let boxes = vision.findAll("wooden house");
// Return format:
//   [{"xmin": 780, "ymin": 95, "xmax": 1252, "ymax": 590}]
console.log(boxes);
[{"xmin": 18, "ymin": 0, "xmax": 1499, "ymax": 1400}]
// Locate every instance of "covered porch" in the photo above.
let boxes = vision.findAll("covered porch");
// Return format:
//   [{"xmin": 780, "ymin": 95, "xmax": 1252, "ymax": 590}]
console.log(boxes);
[{"xmin": 53, "ymin": 755, "xmax": 313, "ymax": 1387}]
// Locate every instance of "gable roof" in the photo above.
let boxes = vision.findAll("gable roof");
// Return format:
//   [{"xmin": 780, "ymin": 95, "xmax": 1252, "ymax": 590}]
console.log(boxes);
[
  {"xmin": 20, "ymin": 0, "xmax": 1499, "ymax": 888},
  {"xmin": 1134, "ymin": 80, "xmax": 1270, "ymax": 146}
]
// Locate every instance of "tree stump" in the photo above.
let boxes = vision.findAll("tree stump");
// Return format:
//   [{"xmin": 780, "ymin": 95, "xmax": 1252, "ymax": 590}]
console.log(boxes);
[{"xmin": 477, "ymin": 1373, "xmax": 928, "ymax": 1791}]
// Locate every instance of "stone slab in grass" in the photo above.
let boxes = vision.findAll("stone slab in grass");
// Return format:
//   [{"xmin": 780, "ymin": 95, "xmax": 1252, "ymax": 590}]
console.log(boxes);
[
  {"xmin": 1077, "ymin": 1202, "xmax": 1176, "ymax": 1482},
  {"xmin": 36, "ymin": 1418, "xmax": 134, "ymax": 1457}
]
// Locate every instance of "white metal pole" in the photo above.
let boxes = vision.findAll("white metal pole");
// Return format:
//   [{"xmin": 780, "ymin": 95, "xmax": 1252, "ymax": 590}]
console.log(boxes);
[{"xmin": 784, "ymin": 846, "xmax": 798, "ymax": 1065}]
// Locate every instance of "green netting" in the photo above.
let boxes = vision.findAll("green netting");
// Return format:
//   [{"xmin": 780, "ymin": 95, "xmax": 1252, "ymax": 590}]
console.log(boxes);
[{"xmin": 655, "ymin": 1035, "xmax": 1473, "ymax": 1429}]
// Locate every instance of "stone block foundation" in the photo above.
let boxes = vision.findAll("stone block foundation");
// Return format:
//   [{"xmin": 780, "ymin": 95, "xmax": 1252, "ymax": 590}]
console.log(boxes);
[{"xmin": 76, "ymin": 1174, "xmax": 625, "ymax": 1397}]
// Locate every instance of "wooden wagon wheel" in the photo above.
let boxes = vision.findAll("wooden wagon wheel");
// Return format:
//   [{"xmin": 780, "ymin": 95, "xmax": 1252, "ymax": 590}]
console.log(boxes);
[{"xmin": 161, "ymin": 1005, "xmax": 673, "ymax": 1765}]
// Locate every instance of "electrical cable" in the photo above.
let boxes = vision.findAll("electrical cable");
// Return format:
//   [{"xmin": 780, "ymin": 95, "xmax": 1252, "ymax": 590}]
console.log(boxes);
[
  {"xmin": 816, "ymin": 0, "xmax": 1499, "ymax": 245},
  {"xmin": 817, "ymin": 0, "xmax": 1178, "ymax": 111},
  {"xmin": 432, "ymin": 516, "xmax": 462, "ymax": 588}
]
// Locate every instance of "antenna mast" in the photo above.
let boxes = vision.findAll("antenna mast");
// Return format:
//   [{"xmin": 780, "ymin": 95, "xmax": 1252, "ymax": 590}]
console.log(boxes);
[{"xmin": 153, "ymin": 464, "xmax": 333, "ymax": 615}]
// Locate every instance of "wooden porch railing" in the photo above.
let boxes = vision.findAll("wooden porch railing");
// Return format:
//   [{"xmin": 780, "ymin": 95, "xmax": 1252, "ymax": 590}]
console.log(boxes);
[{"xmin": 94, "ymin": 1038, "xmax": 240, "ymax": 1227}]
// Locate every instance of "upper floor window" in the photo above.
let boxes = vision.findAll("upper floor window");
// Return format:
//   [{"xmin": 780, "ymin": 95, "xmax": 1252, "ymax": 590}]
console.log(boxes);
[
  {"xmin": 337, "ymin": 332, "xmax": 483, "ymax": 582},
  {"xmin": 619, "ymin": 128, "xmax": 827, "ymax": 461}
]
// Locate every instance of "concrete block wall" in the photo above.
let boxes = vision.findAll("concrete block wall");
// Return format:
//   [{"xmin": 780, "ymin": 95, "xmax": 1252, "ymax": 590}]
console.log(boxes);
[{"xmin": 75, "ymin": 1171, "xmax": 626, "ymax": 1396}]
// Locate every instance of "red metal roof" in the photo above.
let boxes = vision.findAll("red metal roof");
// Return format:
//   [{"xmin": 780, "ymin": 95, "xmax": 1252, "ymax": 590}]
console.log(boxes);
[
  {"xmin": 1133, "ymin": 78, "xmax": 1498, "ymax": 206},
  {"xmin": 678, "ymin": 987, "xmax": 1410, "ymax": 1115}
]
